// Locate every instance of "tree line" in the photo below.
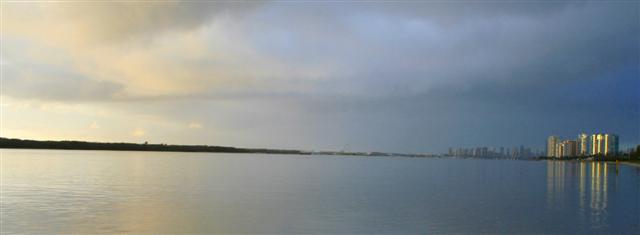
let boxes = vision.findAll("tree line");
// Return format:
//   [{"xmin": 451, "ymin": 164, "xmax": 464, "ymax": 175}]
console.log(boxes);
[{"xmin": 0, "ymin": 137, "xmax": 309, "ymax": 155}]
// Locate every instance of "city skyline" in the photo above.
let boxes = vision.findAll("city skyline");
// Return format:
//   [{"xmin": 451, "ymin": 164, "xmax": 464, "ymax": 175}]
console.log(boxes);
[
  {"xmin": 547, "ymin": 132, "xmax": 620, "ymax": 158},
  {"xmin": 2, "ymin": 2, "xmax": 638, "ymax": 153},
  {"xmin": 447, "ymin": 145, "xmax": 543, "ymax": 158}
]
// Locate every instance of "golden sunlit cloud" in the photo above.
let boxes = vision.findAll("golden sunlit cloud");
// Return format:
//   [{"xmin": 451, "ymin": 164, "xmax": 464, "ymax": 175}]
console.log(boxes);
[{"xmin": 1, "ymin": 2, "xmax": 299, "ymax": 100}]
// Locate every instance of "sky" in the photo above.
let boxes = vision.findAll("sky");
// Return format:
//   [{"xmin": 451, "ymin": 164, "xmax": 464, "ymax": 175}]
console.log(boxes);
[{"xmin": 1, "ymin": 1, "xmax": 638, "ymax": 153}]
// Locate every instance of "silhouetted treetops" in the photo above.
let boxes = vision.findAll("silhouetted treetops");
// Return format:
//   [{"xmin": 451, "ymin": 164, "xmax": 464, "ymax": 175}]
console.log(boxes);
[{"xmin": 0, "ymin": 137, "xmax": 308, "ymax": 155}]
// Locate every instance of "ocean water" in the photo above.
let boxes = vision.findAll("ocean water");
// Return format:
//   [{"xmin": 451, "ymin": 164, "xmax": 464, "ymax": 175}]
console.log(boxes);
[{"xmin": 1, "ymin": 149, "xmax": 639, "ymax": 234}]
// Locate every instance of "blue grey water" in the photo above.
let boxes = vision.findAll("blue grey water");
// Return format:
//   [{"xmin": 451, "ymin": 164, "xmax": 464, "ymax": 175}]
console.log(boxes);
[{"xmin": 1, "ymin": 149, "xmax": 639, "ymax": 234}]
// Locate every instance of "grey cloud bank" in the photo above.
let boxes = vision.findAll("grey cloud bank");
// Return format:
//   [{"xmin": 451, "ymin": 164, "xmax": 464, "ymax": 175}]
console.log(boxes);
[{"xmin": 2, "ymin": 2, "xmax": 638, "ymax": 153}]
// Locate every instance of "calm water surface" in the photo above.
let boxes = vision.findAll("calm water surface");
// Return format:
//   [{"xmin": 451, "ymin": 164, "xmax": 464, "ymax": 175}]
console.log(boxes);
[{"xmin": 1, "ymin": 149, "xmax": 639, "ymax": 234}]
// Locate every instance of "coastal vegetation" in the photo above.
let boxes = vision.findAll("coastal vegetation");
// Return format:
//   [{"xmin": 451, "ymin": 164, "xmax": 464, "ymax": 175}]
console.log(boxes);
[
  {"xmin": 0, "ymin": 137, "xmax": 308, "ymax": 155},
  {"xmin": 0, "ymin": 137, "xmax": 436, "ymax": 158}
]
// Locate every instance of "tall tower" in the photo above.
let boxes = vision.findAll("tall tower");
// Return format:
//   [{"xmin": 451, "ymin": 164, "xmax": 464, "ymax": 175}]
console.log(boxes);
[
  {"xmin": 591, "ymin": 134, "xmax": 603, "ymax": 155},
  {"xmin": 547, "ymin": 136, "xmax": 560, "ymax": 157},
  {"xmin": 578, "ymin": 133, "xmax": 589, "ymax": 156}
]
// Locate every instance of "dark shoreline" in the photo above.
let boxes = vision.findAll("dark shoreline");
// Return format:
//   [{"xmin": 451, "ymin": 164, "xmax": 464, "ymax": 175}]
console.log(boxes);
[
  {"xmin": 0, "ymin": 137, "xmax": 309, "ymax": 155},
  {"xmin": 0, "ymin": 137, "xmax": 437, "ymax": 158}
]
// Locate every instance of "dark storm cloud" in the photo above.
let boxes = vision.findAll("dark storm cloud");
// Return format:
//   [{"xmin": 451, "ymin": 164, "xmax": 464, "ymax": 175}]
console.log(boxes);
[
  {"xmin": 228, "ymin": 1, "xmax": 639, "ymax": 152},
  {"xmin": 224, "ymin": 2, "xmax": 634, "ymax": 103}
]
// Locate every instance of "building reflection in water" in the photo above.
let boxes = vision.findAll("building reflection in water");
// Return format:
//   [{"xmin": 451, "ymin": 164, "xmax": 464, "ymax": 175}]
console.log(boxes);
[
  {"xmin": 546, "ymin": 161, "xmax": 566, "ymax": 209},
  {"xmin": 546, "ymin": 161, "xmax": 610, "ymax": 228}
]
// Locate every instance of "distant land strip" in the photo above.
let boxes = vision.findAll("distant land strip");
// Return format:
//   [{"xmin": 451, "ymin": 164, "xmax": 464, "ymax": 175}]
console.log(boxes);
[
  {"xmin": 0, "ymin": 137, "xmax": 309, "ymax": 155},
  {"xmin": 0, "ymin": 137, "xmax": 439, "ymax": 158}
]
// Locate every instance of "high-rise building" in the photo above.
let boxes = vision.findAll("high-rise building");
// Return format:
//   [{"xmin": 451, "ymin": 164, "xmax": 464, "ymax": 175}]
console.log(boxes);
[
  {"xmin": 547, "ymin": 136, "xmax": 560, "ymax": 157},
  {"xmin": 591, "ymin": 133, "xmax": 619, "ymax": 156},
  {"xmin": 558, "ymin": 140, "xmax": 577, "ymax": 157},
  {"xmin": 578, "ymin": 133, "xmax": 589, "ymax": 156},
  {"xmin": 557, "ymin": 142, "xmax": 565, "ymax": 158},
  {"xmin": 591, "ymin": 134, "xmax": 603, "ymax": 155},
  {"xmin": 605, "ymin": 134, "xmax": 619, "ymax": 155}
]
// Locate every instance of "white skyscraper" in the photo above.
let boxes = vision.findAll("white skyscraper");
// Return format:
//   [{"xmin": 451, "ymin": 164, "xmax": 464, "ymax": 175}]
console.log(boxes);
[
  {"xmin": 578, "ymin": 133, "xmax": 589, "ymax": 156},
  {"xmin": 547, "ymin": 135, "xmax": 560, "ymax": 157}
]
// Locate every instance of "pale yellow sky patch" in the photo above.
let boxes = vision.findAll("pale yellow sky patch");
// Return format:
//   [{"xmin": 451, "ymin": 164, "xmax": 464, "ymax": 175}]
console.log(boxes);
[
  {"xmin": 89, "ymin": 122, "xmax": 100, "ymax": 129},
  {"xmin": 130, "ymin": 128, "xmax": 146, "ymax": 138},
  {"xmin": 188, "ymin": 122, "xmax": 203, "ymax": 129}
]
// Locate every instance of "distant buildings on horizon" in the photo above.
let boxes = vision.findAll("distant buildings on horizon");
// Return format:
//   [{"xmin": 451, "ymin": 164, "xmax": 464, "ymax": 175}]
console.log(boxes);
[
  {"xmin": 547, "ymin": 133, "xmax": 619, "ymax": 158},
  {"xmin": 447, "ymin": 145, "xmax": 542, "ymax": 158}
]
